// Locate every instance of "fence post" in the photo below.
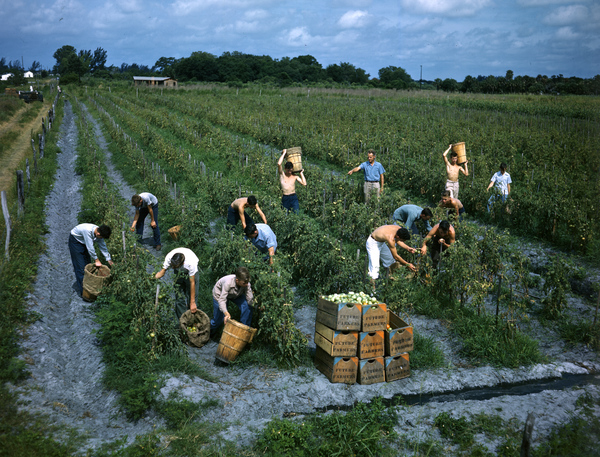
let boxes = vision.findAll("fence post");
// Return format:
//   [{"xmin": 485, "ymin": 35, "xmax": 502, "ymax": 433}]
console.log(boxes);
[
  {"xmin": 1, "ymin": 191, "xmax": 11, "ymax": 260},
  {"xmin": 16, "ymin": 171, "xmax": 25, "ymax": 216},
  {"xmin": 26, "ymin": 159, "xmax": 31, "ymax": 189},
  {"xmin": 520, "ymin": 412, "xmax": 535, "ymax": 457}
]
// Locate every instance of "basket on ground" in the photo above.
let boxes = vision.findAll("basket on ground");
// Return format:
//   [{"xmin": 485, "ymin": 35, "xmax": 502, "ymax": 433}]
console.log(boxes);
[
  {"xmin": 82, "ymin": 264, "xmax": 111, "ymax": 302},
  {"xmin": 168, "ymin": 225, "xmax": 182, "ymax": 240},
  {"xmin": 216, "ymin": 319, "xmax": 257, "ymax": 363}
]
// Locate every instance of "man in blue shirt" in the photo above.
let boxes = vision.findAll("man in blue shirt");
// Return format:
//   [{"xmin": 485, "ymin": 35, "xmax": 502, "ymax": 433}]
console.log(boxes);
[
  {"xmin": 244, "ymin": 223, "xmax": 277, "ymax": 265},
  {"xmin": 348, "ymin": 149, "xmax": 385, "ymax": 203},
  {"xmin": 393, "ymin": 205, "xmax": 433, "ymax": 236}
]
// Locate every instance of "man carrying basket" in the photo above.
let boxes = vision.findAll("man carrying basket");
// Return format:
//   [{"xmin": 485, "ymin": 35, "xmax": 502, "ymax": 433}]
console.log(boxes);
[
  {"xmin": 278, "ymin": 149, "xmax": 307, "ymax": 213},
  {"xmin": 442, "ymin": 144, "xmax": 469, "ymax": 198}
]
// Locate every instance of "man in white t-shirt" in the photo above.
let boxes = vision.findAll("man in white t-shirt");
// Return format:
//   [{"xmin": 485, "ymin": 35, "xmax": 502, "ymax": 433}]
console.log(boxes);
[
  {"xmin": 487, "ymin": 163, "xmax": 512, "ymax": 212},
  {"xmin": 155, "ymin": 247, "xmax": 198, "ymax": 319}
]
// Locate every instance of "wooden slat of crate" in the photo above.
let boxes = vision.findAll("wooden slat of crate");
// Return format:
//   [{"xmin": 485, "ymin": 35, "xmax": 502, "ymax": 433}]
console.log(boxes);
[
  {"xmin": 316, "ymin": 297, "xmax": 361, "ymax": 331},
  {"xmin": 385, "ymin": 353, "xmax": 410, "ymax": 382},
  {"xmin": 385, "ymin": 311, "xmax": 414, "ymax": 356},
  {"xmin": 314, "ymin": 321, "xmax": 358, "ymax": 357},
  {"xmin": 358, "ymin": 331, "xmax": 384, "ymax": 359},
  {"xmin": 314, "ymin": 346, "xmax": 358, "ymax": 384},
  {"xmin": 358, "ymin": 357, "xmax": 385, "ymax": 385},
  {"xmin": 361, "ymin": 303, "xmax": 387, "ymax": 331}
]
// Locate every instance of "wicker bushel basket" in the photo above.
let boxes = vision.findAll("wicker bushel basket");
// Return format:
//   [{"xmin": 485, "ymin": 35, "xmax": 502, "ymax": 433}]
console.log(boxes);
[
  {"xmin": 286, "ymin": 147, "xmax": 303, "ymax": 174},
  {"xmin": 451, "ymin": 142, "xmax": 467, "ymax": 164},
  {"xmin": 168, "ymin": 225, "xmax": 182, "ymax": 241},
  {"xmin": 215, "ymin": 319, "xmax": 257, "ymax": 363}
]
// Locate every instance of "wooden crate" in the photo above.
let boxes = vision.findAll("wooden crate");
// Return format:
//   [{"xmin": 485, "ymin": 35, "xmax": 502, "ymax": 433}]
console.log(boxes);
[
  {"xmin": 361, "ymin": 303, "xmax": 387, "ymax": 331},
  {"xmin": 358, "ymin": 357, "xmax": 385, "ymax": 385},
  {"xmin": 316, "ymin": 297, "xmax": 361, "ymax": 331},
  {"xmin": 358, "ymin": 331, "xmax": 384, "ymax": 359},
  {"xmin": 314, "ymin": 347, "xmax": 358, "ymax": 384},
  {"xmin": 385, "ymin": 353, "xmax": 410, "ymax": 382},
  {"xmin": 384, "ymin": 311, "xmax": 414, "ymax": 356},
  {"xmin": 314, "ymin": 321, "xmax": 358, "ymax": 357}
]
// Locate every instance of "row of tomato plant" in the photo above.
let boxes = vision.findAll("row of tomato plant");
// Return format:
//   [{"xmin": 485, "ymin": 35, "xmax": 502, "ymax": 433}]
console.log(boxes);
[
  {"xmin": 135, "ymin": 86, "xmax": 599, "ymax": 258},
  {"xmin": 82, "ymin": 85, "xmax": 547, "ymax": 369}
]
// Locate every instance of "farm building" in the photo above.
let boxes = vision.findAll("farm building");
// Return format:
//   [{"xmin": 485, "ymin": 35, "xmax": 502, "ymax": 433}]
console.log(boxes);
[
  {"xmin": 133, "ymin": 76, "xmax": 178, "ymax": 87},
  {"xmin": 24, "ymin": 71, "xmax": 34, "ymax": 78},
  {"xmin": 1, "ymin": 73, "xmax": 14, "ymax": 81}
]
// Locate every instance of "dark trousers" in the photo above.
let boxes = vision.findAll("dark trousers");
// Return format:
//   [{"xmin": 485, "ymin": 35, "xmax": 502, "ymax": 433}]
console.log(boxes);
[
  {"xmin": 69, "ymin": 234, "xmax": 91, "ymax": 294},
  {"xmin": 281, "ymin": 193, "xmax": 299, "ymax": 213},
  {"xmin": 135, "ymin": 203, "xmax": 161, "ymax": 246},
  {"xmin": 226, "ymin": 205, "xmax": 254, "ymax": 228},
  {"xmin": 430, "ymin": 237, "xmax": 449, "ymax": 269}
]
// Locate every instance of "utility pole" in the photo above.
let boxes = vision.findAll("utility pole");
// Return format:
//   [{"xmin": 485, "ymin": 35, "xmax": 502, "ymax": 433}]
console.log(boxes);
[{"xmin": 420, "ymin": 65, "xmax": 423, "ymax": 90}]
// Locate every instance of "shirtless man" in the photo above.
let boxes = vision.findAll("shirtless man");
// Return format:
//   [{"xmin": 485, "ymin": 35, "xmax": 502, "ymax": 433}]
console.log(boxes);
[
  {"xmin": 367, "ymin": 225, "xmax": 417, "ymax": 284},
  {"xmin": 278, "ymin": 149, "xmax": 307, "ymax": 213},
  {"xmin": 439, "ymin": 190, "xmax": 465, "ymax": 221},
  {"xmin": 421, "ymin": 220, "xmax": 455, "ymax": 268},
  {"xmin": 227, "ymin": 196, "xmax": 267, "ymax": 229},
  {"xmin": 443, "ymin": 144, "xmax": 468, "ymax": 198}
]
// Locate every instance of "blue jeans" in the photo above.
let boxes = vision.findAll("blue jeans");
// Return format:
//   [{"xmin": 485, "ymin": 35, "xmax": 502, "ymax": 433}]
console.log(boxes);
[
  {"xmin": 281, "ymin": 193, "xmax": 299, "ymax": 213},
  {"xmin": 210, "ymin": 296, "xmax": 253, "ymax": 331},
  {"xmin": 487, "ymin": 194, "xmax": 507, "ymax": 212},
  {"xmin": 226, "ymin": 205, "xmax": 254, "ymax": 228},
  {"xmin": 69, "ymin": 234, "xmax": 91, "ymax": 294},
  {"xmin": 135, "ymin": 203, "xmax": 161, "ymax": 246}
]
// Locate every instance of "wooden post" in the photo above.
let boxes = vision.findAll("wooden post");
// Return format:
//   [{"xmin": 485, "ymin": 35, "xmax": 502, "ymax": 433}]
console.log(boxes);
[
  {"xmin": 26, "ymin": 159, "xmax": 31, "ymax": 189},
  {"xmin": 122, "ymin": 231, "xmax": 126, "ymax": 256},
  {"xmin": 520, "ymin": 412, "xmax": 535, "ymax": 457},
  {"xmin": 1, "ymin": 191, "xmax": 11, "ymax": 260},
  {"xmin": 495, "ymin": 275, "xmax": 503, "ymax": 324},
  {"xmin": 16, "ymin": 171, "xmax": 25, "ymax": 215}
]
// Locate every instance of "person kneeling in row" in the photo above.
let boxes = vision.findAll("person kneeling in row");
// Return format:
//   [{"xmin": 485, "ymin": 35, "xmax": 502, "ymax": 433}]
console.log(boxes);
[{"xmin": 210, "ymin": 267, "xmax": 254, "ymax": 338}]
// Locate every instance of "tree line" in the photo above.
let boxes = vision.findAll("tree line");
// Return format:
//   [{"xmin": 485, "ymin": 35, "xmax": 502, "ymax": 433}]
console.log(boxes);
[{"xmin": 3, "ymin": 45, "xmax": 599, "ymax": 96}]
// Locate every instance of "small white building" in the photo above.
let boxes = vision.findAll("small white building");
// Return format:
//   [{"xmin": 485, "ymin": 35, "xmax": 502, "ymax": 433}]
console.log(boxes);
[
  {"xmin": 1, "ymin": 73, "xmax": 14, "ymax": 81},
  {"xmin": 24, "ymin": 71, "xmax": 34, "ymax": 78}
]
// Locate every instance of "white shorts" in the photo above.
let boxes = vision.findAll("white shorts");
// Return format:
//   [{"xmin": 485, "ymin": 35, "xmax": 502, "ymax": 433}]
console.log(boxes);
[{"xmin": 366, "ymin": 236, "xmax": 395, "ymax": 280}]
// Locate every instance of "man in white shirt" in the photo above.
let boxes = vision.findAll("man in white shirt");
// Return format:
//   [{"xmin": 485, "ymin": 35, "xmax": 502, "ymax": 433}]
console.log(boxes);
[
  {"xmin": 131, "ymin": 192, "xmax": 161, "ymax": 251},
  {"xmin": 487, "ymin": 163, "xmax": 512, "ymax": 212},
  {"xmin": 155, "ymin": 247, "xmax": 199, "ymax": 319},
  {"xmin": 69, "ymin": 223, "xmax": 113, "ymax": 296}
]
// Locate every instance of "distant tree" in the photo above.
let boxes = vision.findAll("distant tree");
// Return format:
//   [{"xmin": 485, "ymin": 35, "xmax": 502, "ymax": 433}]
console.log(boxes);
[
  {"xmin": 505, "ymin": 70, "xmax": 514, "ymax": 81},
  {"xmin": 378, "ymin": 66, "xmax": 412, "ymax": 89},
  {"xmin": 326, "ymin": 62, "xmax": 369, "ymax": 84},
  {"xmin": 440, "ymin": 78, "xmax": 458, "ymax": 92},
  {"xmin": 8, "ymin": 70, "xmax": 26, "ymax": 86},
  {"xmin": 91, "ymin": 47, "xmax": 107, "ymax": 73},
  {"xmin": 29, "ymin": 60, "xmax": 42, "ymax": 73},
  {"xmin": 53, "ymin": 45, "xmax": 77, "ymax": 74},
  {"xmin": 154, "ymin": 56, "xmax": 177, "ymax": 76},
  {"xmin": 290, "ymin": 55, "xmax": 324, "ymax": 82},
  {"xmin": 460, "ymin": 75, "xmax": 479, "ymax": 93},
  {"xmin": 218, "ymin": 51, "xmax": 253, "ymax": 83},
  {"xmin": 434, "ymin": 78, "xmax": 442, "ymax": 90},
  {"xmin": 9, "ymin": 60, "xmax": 23, "ymax": 70}
]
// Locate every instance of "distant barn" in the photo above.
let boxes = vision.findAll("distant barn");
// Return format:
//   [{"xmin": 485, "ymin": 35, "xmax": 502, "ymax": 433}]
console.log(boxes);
[
  {"xmin": 133, "ymin": 76, "xmax": 178, "ymax": 87},
  {"xmin": 24, "ymin": 71, "xmax": 34, "ymax": 78}
]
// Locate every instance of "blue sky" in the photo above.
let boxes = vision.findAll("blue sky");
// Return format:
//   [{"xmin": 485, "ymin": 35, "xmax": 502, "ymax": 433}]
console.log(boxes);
[{"xmin": 1, "ymin": 0, "xmax": 598, "ymax": 81}]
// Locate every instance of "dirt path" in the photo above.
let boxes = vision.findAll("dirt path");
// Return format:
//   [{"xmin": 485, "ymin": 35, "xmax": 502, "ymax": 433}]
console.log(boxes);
[
  {"xmin": 0, "ymin": 102, "xmax": 46, "ymax": 195},
  {"xmin": 13, "ymin": 100, "xmax": 156, "ymax": 449}
]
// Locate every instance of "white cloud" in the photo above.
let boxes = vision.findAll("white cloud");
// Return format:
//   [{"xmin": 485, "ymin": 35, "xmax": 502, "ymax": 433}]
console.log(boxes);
[
  {"xmin": 243, "ymin": 9, "xmax": 269, "ymax": 20},
  {"xmin": 285, "ymin": 26, "xmax": 316, "ymax": 46},
  {"xmin": 556, "ymin": 26, "xmax": 579, "ymax": 39},
  {"xmin": 235, "ymin": 20, "xmax": 260, "ymax": 33},
  {"xmin": 400, "ymin": 0, "xmax": 492, "ymax": 16},
  {"xmin": 543, "ymin": 5, "xmax": 588, "ymax": 26},
  {"xmin": 517, "ymin": 0, "xmax": 588, "ymax": 6},
  {"xmin": 338, "ymin": 10, "xmax": 369, "ymax": 28}
]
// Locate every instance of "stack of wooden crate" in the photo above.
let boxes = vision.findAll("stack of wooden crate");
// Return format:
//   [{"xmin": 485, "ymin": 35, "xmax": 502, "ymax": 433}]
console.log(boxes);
[{"xmin": 314, "ymin": 296, "xmax": 413, "ymax": 385}]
